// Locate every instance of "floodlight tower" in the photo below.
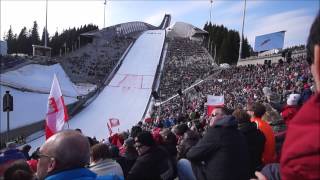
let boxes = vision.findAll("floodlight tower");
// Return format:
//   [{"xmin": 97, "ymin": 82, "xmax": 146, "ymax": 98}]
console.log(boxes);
[
  {"xmin": 104, "ymin": 0, "xmax": 107, "ymax": 28},
  {"xmin": 45, "ymin": 0, "xmax": 48, "ymax": 47},
  {"xmin": 238, "ymin": 0, "xmax": 247, "ymax": 62},
  {"xmin": 209, "ymin": 0, "xmax": 213, "ymax": 23}
]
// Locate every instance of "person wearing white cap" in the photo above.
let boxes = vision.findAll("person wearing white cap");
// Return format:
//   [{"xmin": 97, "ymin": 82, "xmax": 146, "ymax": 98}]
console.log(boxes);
[{"xmin": 281, "ymin": 94, "xmax": 301, "ymax": 126}]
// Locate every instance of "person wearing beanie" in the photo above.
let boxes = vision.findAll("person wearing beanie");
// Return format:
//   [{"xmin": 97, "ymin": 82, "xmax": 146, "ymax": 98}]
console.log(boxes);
[
  {"xmin": 127, "ymin": 131, "xmax": 175, "ymax": 180},
  {"xmin": 281, "ymin": 94, "xmax": 301, "ymax": 126}
]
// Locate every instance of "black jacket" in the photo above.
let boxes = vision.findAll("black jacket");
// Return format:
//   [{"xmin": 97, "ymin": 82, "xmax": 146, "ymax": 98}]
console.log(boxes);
[
  {"xmin": 127, "ymin": 146, "xmax": 175, "ymax": 180},
  {"xmin": 238, "ymin": 121, "xmax": 266, "ymax": 177},
  {"xmin": 187, "ymin": 116, "xmax": 250, "ymax": 180}
]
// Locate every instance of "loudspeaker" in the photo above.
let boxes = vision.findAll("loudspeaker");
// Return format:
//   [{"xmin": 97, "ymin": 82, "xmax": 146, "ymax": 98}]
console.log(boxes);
[
  {"xmin": 3, "ymin": 91, "xmax": 13, "ymax": 112},
  {"xmin": 151, "ymin": 91, "xmax": 159, "ymax": 99},
  {"xmin": 194, "ymin": 86, "xmax": 201, "ymax": 93},
  {"xmin": 177, "ymin": 89, "xmax": 183, "ymax": 96}
]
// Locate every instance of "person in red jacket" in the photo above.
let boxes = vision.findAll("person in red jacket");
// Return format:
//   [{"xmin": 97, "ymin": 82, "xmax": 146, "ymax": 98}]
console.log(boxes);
[
  {"xmin": 247, "ymin": 102, "xmax": 276, "ymax": 165},
  {"xmin": 280, "ymin": 12, "xmax": 320, "ymax": 180},
  {"xmin": 281, "ymin": 93, "xmax": 301, "ymax": 126}
]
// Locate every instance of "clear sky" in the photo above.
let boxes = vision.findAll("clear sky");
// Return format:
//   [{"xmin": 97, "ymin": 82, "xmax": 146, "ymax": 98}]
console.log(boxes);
[{"xmin": 1, "ymin": 0, "xmax": 319, "ymax": 48}]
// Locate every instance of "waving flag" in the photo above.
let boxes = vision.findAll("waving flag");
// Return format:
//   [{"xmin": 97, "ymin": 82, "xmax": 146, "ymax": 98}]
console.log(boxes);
[
  {"xmin": 109, "ymin": 118, "xmax": 120, "ymax": 127},
  {"xmin": 45, "ymin": 74, "xmax": 69, "ymax": 139}
]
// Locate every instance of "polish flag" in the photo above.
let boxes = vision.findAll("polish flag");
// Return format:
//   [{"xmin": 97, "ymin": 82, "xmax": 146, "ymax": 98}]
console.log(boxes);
[
  {"xmin": 206, "ymin": 95, "xmax": 224, "ymax": 115},
  {"xmin": 109, "ymin": 118, "xmax": 120, "ymax": 127},
  {"xmin": 45, "ymin": 74, "xmax": 69, "ymax": 139}
]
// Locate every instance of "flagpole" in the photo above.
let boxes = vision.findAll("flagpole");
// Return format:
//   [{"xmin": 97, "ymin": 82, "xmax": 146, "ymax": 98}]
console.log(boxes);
[
  {"xmin": 103, "ymin": 0, "xmax": 107, "ymax": 28},
  {"xmin": 238, "ymin": 0, "xmax": 247, "ymax": 62},
  {"xmin": 45, "ymin": 0, "xmax": 48, "ymax": 47},
  {"xmin": 209, "ymin": 0, "xmax": 213, "ymax": 23}
]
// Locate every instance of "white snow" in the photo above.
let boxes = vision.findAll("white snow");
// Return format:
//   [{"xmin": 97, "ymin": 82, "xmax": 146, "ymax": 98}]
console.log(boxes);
[
  {"xmin": 68, "ymin": 30, "xmax": 165, "ymax": 140},
  {"xmin": 73, "ymin": 83, "xmax": 97, "ymax": 96},
  {"xmin": 0, "ymin": 64, "xmax": 78, "ymax": 97},
  {"xmin": 0, "ymin": 63, "xmax": 96, "ymax": 132},
  {"xmin": 22, "ymin": 30, "xmax": 165, "ymax": 150}
]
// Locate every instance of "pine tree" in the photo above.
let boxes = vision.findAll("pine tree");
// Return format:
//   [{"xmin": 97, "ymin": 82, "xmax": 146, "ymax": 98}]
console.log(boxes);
[
  {"xmin": 30, "ymin": 21, "xmax": 40, "ymax": 45},
  {"xmin": 17, "ymin": 27, "xmax": 28, "ymax": 54},
  {"xmin": 5, "ymin": 26, "xmax": 17, "ymax": 54}
]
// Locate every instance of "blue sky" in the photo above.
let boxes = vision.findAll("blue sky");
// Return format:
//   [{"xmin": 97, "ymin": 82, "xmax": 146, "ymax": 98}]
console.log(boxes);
[{"xmin": 1, "ymin": 0, "xmax": 319, "ymax": 48}]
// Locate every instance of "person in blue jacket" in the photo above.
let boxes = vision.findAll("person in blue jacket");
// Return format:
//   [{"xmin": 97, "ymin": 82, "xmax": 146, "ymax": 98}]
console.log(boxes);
[{"xmin": 36, "ymin": 130, "xmax": 123, "ymax": 180}]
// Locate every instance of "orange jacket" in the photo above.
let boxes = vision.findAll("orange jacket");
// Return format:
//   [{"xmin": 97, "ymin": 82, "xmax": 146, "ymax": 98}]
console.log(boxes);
[{"xmin": 251, "ymin": 117, "xmax": 276, "ymax": 164}]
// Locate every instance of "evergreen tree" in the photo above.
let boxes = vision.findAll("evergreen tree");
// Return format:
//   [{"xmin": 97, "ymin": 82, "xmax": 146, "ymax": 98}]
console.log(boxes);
[
  {"xmin": 5, "ymin": 26, "xmax": 17, "ymax": 54},
  {"xmin": 30, "ymin": 21, "xmax": 40, "ymax": 45},
  {"xmin": 203, "ymin": 23, "xmax": 253, "ymax": 65},
  {"xmin": 17, "ymin": 27, "xmax": 28, "ymax": 54},
  {"xmin": 241, "ymin": 37, "xmax": 252, "ymax": 58}
]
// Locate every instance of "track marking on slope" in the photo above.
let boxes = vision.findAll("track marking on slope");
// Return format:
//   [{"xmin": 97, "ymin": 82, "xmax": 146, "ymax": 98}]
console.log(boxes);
[{"xmin": 108, "ymin": 74, "xmax": 153, "ymax": 90}]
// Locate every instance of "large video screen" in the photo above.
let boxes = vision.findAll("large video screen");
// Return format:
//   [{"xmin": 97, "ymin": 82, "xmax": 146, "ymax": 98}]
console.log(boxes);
[{"xmin": 254, "ymin": 31, "xmax": 285, "ymax": 52}]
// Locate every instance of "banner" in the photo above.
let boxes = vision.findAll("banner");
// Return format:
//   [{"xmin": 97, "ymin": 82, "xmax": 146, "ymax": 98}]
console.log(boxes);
[{"xmin": 206, "ymin": 95, "xmax": 224, "ymax": 115}]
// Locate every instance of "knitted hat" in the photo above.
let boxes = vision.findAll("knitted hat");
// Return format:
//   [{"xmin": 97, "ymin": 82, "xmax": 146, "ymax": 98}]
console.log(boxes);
[
  {"xmin": 287, "ymin": 94, "xmax": 301, "ymax": 106},
  {"xmin": 136, "ymin": 131, "xmax": 155, "ymax": 147}
]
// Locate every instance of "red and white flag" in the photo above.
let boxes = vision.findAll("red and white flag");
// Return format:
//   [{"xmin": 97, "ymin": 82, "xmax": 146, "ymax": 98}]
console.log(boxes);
[
  {"xmin": 45, "ymin": 74, "xmax": 69, "ymax": 139},
  {"xmin": 109, "ymin": 118, "xmax": 120, "ymax": 128},
  {"xmin": 206, "ymin": 95, "xmax": 224, "ymax": 115}
]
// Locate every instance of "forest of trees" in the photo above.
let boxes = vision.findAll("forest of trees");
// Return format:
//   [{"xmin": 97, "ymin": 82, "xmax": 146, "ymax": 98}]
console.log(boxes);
[
  {"xmin": 3, "ymin": 21, "xmax": 98, "ymax": 56},
  {"xmin": 203, "ymin": 22, "xmax": 253, "ymax": 65}
]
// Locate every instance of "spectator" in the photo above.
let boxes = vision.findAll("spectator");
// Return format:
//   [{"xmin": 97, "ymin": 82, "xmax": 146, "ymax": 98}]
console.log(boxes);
[
  {"xmin": 159, "ymin": 128, "xmax": 177, "ymax": 157},
  {"xmin": 127, "ymin": 131, "xmax": 175, "ymax": 180},
  {"xmin": 301, "ymin": 84, "xmax": 312, "ymax": 103},
  {"xmin": 233, "ymin": 109, "xmax": 266, "ymax": 178},
  {"xmin": 21, "ymin": 145, "xmax": 32, "ymax": 160},
  {"xmin": 0, "ymin": 142, "xmax": 26, "ymax": 176},
  {"xmin": 176, "ymin": 130, "xmax": 200, "ymax": 180},
  {"xmin": 247, "ymin": 102, "xmax": 276, "ymax": 164},
  {"xmin": 186, "ymin": 107, "xmax": 250, "ymax": 180},
  {"xmin": 89, "ymin": 143, "xmax": 124, "ymax": 178},
  {"xmin": 281, "ymin": 93, "xmax": 301, "ymax": 125},
  {"xmin": 4, "ymin": 160, "xmax": 35, "ymax": 180},
  {"xmin": 109, "ymin": 145, "xmax": 128, "ymax": 177},
  {"xmin": 120, "ymin": 138, "xmax": 138, "ymax": 178},
  {"xmin": 36, "ymin": 130, "xmax": 122, "ymax": 180}
]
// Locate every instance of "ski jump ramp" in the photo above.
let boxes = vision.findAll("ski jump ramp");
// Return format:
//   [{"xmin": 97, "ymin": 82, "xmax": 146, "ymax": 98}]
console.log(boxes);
[{"xmin": 68, "ymin": 30, "xmax": 165, "ymax": 140}]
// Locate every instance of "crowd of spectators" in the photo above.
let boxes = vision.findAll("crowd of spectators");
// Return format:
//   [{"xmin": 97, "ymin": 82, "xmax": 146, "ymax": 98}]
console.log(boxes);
[
  {"xmin": 0, "ymin": 12, "xmax": 319, "ymax": 180},
  {"xmin": 159, "ymin": 37, "xmax": 213, "ymax": 99},
  {"xmin": 61, "ymin": 35, "xmax": 134, "ymax": 85}
]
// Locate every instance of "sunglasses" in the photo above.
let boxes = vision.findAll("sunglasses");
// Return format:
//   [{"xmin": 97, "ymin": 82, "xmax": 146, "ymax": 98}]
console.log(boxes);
[{"xmin": 37, "ymin": 152, "xmax": 54, "ymax": 160}]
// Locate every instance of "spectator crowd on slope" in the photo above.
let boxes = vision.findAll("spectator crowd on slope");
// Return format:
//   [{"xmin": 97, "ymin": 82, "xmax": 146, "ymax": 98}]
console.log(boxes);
[{"xmin": 0, "ymin": 12, "xmax": 319, "ymax": 180}]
